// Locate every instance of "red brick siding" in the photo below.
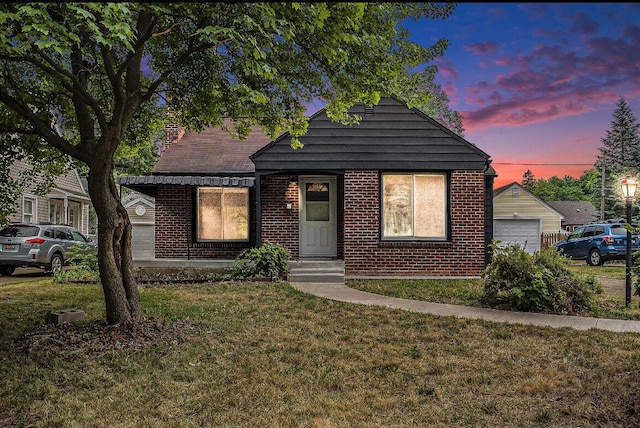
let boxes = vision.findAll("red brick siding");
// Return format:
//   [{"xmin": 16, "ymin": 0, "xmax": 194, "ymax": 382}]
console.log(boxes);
[
  {"xmin": 343, "ymin": 170, "xmax": 486, "ymax": 277},
  {"xmin": 260, "ymin": 175, "xmax": 300, "ymax": 257},
  {"xmin": 155, "ymin": 185, "xmax": 254, "ymax": 259},
  {"xmin": 259, "ymin": 174, "xmax": 345, "ymax": 259}
]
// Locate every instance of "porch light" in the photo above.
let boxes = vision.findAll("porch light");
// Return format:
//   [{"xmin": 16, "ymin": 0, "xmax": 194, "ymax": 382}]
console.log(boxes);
[
  {"xmin": 621, "ymin": 177, "xmax": 637, "ymax": 199},
  {"xmin": 621, "ymin": 176, "xmax": 637, "ymax": 307}
]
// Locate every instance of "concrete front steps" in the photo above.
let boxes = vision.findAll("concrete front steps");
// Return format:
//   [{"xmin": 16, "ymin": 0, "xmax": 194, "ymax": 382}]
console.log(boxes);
[{"xmin": 288, "ymin": 259, "xmax": 345, "ymax": 284}]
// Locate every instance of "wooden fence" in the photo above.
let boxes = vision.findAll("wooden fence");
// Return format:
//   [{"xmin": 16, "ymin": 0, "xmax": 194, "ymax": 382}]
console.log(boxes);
[{"xmin": 540, "ymin": 233, "xmax": 567, "ymax": 250}]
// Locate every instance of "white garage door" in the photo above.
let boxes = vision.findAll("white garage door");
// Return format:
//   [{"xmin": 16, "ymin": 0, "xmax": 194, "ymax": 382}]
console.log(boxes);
[
  {"xmin": 131, "ymin": 223, "xmax": 155, "ymax": 260},
  {"xmin": 493, "ymin": 219, "xmax": 540, "ymax": 254}
]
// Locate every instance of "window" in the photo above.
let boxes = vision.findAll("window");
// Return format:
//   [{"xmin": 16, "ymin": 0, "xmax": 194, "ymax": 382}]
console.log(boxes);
[
  {"xmin": 22, "ymin": 196, "xmax": 36, "ymax": 223},
  {"xmin": 305, "ymin": 182, "xmax": 330, "ymax": 221},
  {"xmin": 197, "ymin": 187, "xmax": 249, "ymax": 241},
  {"xmin": 50, "ymin": 201, "xmax": 63, "ymax": 224},
  {"xmin": 382, "ymin": 173, "xmax": 447, "ymax": 239}
]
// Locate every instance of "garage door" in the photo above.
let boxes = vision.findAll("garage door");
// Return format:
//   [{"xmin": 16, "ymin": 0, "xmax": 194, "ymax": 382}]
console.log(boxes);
[
  {"xmin": 493, "ymin": 219, "xmax": 540, "ymax": 254},
  {"xmin": 131, "ymin": 223, "xmax": 155, "ymax": 260}
]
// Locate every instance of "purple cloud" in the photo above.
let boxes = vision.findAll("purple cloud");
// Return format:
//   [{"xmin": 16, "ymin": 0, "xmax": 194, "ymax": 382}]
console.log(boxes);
[{"xmin": 464, "ymin": 41, "xmax": 500, "ymax": 56}]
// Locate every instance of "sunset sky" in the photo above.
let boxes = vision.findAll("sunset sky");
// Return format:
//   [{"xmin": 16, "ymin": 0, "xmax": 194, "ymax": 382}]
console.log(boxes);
[{"xmin": 404, "ymin": 2, "xmax": 640, "ymax": 188}]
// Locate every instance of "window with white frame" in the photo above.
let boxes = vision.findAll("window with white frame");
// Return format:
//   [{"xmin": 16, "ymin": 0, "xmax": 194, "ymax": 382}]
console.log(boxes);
[
  {"xmin": 50, "ymin": 200, "xmax": 63, "ymax": 224},
  {"xmin": 23, "ymin": 196, "xmax": 36, "ymax": 223},
  {"xmin": 197, "ymin": 187, "xmax": 249, "ymax": 241},
  {"xmin": 382, "ymin": 173, "xmax": 447, "ymax": 239}
]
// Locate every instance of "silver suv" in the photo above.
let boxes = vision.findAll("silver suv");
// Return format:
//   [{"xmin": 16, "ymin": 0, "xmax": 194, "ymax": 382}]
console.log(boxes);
[{"xmin": 0, "ymin": 223, "xmax": 96, "ymax": 275}]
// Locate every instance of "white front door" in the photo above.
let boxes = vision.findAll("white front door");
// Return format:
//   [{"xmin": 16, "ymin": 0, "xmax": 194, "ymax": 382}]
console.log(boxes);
[{"xmin": 299, "ymin": 176, "xmax": 337, "ymax": 257}]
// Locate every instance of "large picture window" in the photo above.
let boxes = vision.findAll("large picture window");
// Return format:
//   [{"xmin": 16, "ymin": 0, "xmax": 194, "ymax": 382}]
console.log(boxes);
[
  {"xmin": 197, "ymin": 187, "xmax": 249, "ymax": 241},
  {"xmin": 382, "ymin": 173, "xmax": 447, "ymax": 239}
]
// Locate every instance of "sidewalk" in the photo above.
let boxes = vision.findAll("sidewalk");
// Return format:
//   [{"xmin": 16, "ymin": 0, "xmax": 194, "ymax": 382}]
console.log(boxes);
[{"xmin": 290, "ymin": 282, "xmax": 640, "ymax": 334}]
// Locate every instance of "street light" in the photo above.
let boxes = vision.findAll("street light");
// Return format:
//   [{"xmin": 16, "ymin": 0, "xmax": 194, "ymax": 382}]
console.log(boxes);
[{"xmin": 621, "ymin": 177, "xmax": 637, "ymax": 307}]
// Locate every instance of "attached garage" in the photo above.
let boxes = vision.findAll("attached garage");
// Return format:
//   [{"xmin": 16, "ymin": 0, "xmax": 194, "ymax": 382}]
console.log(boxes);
[{"xmin": 493, "ymin": 218, "xmax": 540, "ymax": 254}]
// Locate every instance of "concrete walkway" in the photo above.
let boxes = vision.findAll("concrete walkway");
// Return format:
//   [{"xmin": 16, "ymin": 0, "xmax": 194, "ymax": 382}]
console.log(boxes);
[{"xmin": 290, "ymin": 282, "xmax": 640, "ymax": 334}]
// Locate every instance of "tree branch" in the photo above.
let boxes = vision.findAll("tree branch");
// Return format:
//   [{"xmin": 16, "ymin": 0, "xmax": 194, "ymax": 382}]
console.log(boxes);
[{"xmin": 0, "ymin": 89, "xmax": 88, "ymax": 163}]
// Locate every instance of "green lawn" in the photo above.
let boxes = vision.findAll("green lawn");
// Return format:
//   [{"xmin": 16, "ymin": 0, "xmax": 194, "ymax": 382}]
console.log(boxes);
[
  {"xmin": 2, "ymin": 277, "xmax": 640, "ymax": 427},
  {"xmin": 349, "ymin": 262, "xmax": 640, "ymax": 321}
]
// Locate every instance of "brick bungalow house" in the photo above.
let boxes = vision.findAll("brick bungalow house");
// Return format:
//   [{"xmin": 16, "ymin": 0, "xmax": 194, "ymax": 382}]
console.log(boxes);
[{"xmin": 118, "ymin": 96, "xmax": 495, "ymax": 277}]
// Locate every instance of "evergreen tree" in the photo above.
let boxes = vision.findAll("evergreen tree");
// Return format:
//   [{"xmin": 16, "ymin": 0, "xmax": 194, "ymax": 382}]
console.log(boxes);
[
  {"xmin": 596, "ymin": 97, "xmax": 640, "ymax": 219},
  {"xmin": 521, "ymin": 169, "xmax": 537, "ymax": 188}
]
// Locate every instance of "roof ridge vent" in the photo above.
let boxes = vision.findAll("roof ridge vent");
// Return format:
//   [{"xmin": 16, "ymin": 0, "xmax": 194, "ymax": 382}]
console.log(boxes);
[{"xmin": 364, "ymin": 105, "xmax": 374, "ymax": 115}]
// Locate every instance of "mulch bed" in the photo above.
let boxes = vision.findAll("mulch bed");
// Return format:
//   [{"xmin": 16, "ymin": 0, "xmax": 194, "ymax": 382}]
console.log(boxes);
[{"xmin": 16, "ymin": 317, "xmax": 202, "ymax": 357}]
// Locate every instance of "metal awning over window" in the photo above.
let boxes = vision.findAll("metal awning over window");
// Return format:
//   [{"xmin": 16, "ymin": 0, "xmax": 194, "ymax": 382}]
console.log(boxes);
[{"xmin": 117, "ymin": 176, "xmax": 255, "ymax": 197}]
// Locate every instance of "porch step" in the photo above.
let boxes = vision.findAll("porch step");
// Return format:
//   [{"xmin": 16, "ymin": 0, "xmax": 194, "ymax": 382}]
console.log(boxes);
[{"xmin": 288, "ymin": 260, "xmax": 345, "ymax": 284}]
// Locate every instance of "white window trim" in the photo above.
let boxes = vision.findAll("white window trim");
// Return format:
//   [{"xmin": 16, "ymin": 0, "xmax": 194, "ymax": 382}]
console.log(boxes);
[
  {"xmin": 381, "ymin": 173, "xmax": 448, "ymax": 240},
  {"xmin": 22, "ymin": 195, "xmax": 37, "ymax": 224}
]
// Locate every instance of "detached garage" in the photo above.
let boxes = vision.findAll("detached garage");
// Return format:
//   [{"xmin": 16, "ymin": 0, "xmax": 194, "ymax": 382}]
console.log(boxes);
[
  {"xmin": 123, "ymin": 193, "xmax": 156, "ymax": 260},
  {"xmin": 493, "ymin": 183, "xmax": 563, "ymax": 254}
]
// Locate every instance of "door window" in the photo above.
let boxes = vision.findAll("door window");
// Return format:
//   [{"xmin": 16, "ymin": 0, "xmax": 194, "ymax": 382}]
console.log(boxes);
[{"xmin": 305, "ymin": 182, "xmax": 330, "ymax": 222}]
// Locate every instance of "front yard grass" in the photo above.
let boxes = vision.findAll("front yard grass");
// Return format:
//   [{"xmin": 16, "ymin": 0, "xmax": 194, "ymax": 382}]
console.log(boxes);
[
  {"xmin": 2, "ymin": 276, "xmax": 640, "ymax": 427},
  {"xmin": 348, "ymin": 261, "xmax": 640, "ymax": 321}
]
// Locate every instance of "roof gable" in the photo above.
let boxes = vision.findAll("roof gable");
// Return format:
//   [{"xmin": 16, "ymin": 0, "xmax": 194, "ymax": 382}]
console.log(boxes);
[
  {"xmin": 494, "ymin": 182, "xmax": 564, "ymax": 218},
  {"xmin": 251, "ymin": 96, "xmax": 491, "ymax": 172}
]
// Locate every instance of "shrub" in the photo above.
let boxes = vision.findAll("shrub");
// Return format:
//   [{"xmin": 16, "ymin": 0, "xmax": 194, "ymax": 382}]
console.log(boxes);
[
  {"xmin": 481, "ymin": 242, "xmax": 602, "ymax": 314},
  {"xmin": 53, "ymin": 244, "xmax": 100, "ymax": 284},
  {"xmin": 229, "ymin": 242, "xmax": 291, "ymax": 281}
]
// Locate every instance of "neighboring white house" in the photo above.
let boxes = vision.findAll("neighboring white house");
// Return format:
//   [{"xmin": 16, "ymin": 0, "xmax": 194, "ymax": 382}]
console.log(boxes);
[
  {"xmin": 7, "ymin": 160, "xmax": 93, "ymax": 237},
  {"xmin": 123, "ymin": 192, "xmax": 155, "ymax": 260},
  {"xmin": 493, "ymin": 182, "xmax": 564, "ymax": 254}
]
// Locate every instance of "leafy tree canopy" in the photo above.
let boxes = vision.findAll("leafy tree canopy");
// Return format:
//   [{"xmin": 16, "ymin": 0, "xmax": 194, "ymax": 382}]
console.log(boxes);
[{"xmin": 0, "ymin": 2, "xmax": 456, "ymax": 324}]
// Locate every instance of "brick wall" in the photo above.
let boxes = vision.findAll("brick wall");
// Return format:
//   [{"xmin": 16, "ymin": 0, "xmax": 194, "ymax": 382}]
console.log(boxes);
[
  {"xmin": 155, "ymin": 185, "xmax": 254, "ymax": 259},
  {"xmin": 260, "ymin": 174, "xmax": 300, "ymax": 257},
  {"xmin": 343, "ymin": 170, "xmax": 486, "ymax": 277}
]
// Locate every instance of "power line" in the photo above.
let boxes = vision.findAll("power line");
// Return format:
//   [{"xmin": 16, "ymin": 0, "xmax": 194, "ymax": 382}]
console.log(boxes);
[{"xmin": 492, "ymin": 162, "xmax": 593, "ymax": 166}]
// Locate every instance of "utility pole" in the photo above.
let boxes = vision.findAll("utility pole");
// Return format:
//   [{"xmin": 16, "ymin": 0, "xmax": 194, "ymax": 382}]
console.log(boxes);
[{"xmin": 601, "ymin": 156, "xmax": 606, "ymax": 221}]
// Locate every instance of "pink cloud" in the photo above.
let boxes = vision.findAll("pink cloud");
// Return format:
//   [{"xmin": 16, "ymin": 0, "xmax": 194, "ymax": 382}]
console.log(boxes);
[
  {"xmin": 459, "ymin": 21, "xmax": 640, "ymax": 133},
  {"xmin": 435, "ymin": 57, "xmax": 458, "ymax": 80}
]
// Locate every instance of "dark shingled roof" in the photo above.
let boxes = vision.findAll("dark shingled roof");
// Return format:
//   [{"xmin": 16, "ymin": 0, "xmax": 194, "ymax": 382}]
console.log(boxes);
[
  {"xmin": 152, "ymin": 121, "xmax": 272, "ymax": 175},
  {"xmin": 547, "ymin": 201, "xmax": 599, "ymax": 226},
  {"xmin": 251, "ymin": 96, "xmax": 492, "ymax": 172}
]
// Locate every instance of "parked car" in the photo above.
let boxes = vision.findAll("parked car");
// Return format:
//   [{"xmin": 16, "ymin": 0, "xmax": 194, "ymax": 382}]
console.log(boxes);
[
  {"xmin": 0, "ymin": 223, "xmax": 96, "ymax": 275},
  {"xmin": 555, "ymin": 222, "xmax": 640, "ymax": 266}
]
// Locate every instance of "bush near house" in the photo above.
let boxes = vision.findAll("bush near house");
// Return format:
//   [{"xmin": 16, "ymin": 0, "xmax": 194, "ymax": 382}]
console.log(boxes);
[
  {"xmin": 229, "ymin": 242, "xmax": 291, "ymax": 281},
  {"xmin": 481, "ymin": 243, "xmax": 602, "ymax": 314}
]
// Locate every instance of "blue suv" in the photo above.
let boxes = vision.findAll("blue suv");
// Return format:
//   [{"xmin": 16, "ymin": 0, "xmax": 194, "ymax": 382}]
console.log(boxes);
[{"xmin": 555, "ymin": 222, "xmax": 640, "ymax": 266}]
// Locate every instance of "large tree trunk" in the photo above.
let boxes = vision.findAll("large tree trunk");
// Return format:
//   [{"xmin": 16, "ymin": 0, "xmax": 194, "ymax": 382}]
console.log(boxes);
[{"xmin": 87, "ymin": 158, "xmax": 141, "ymax": 325}]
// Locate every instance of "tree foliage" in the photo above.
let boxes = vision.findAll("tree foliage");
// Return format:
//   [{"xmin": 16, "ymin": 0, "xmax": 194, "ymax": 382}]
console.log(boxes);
[
  {"xmin": 527, "ymin": 174, "xmax": 592, "ymax": 202},
  {"xmin": 0, "ymin": 2, "xmax": 456, "ymax": 324},
  {"xmin": 521, "ymin": 169, "xmax": 537, "ymax": 189},
  {"xmin": 596, "ymin": 97, "xmax": 640, "ymax": 219}
]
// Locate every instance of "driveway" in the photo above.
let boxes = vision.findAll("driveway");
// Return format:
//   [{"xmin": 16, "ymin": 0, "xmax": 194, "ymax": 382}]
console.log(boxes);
[
  {"xmin": 598, "ymin": 276, "xmax": 640, "ymax": 302},
  {"xmin": 0, "ymin": 268, "xmax": 49, "ymax": 285}
]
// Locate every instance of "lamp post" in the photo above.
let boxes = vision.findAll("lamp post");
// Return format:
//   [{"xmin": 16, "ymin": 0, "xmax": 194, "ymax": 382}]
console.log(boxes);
[{"xmin": 621, "ymin": 177, "xmax": 637, "ymax": 307}]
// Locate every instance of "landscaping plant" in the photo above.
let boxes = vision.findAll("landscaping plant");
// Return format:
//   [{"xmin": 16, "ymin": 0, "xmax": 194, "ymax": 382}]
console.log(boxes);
[
  {"xmin": 53, "ymin": 245, "xmax": 100, "ymax": 284},
  {"xmin": 229, "ymin": 242, "xmax": 291, "ymax": 281},
  {"xmin": 481, "ymin": 242, "xmax": 602, "ymax": 314}
]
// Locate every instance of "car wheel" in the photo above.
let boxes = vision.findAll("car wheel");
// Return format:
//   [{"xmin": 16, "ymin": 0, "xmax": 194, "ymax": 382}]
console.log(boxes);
[
  {"xmin": 0, "ymin": 266, "xmax": 16, "ymax": 276},
  {"xmin": 587, "ymin": 249, "xmax": 603, "ymax": 266},
  {"xmin": 47, "ymin": 253, "xmax": 64, "ymax": 275}
]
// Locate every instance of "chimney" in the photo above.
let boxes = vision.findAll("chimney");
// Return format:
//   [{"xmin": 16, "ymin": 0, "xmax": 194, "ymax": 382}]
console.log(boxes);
[{"xmin": 161, "ymin": 107, "xmax": 184, "ymax": 156}]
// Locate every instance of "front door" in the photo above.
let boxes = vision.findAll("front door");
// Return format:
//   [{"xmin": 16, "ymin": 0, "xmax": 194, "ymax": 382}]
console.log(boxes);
[{"xmin": 299, "ymin": 176, "xmax": 337, "ymax": 257}]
